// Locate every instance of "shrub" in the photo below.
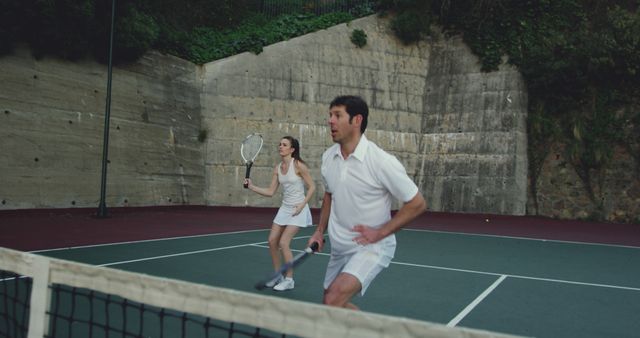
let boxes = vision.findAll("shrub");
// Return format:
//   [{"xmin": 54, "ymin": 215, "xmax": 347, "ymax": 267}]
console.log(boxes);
[{"xmin": 350, "ymin": 29, "xmax": 367, "ymax": 48}]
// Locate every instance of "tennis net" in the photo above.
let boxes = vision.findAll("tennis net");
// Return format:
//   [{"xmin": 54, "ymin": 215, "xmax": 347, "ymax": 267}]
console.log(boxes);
[{"xmin": 0, "ymin": 247, "xmax": 518, "ymax": 338}]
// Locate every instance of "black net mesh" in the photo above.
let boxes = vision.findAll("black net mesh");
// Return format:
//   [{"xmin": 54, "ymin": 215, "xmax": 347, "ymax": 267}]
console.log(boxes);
[
  {"xmin": 0, "ymin": 270, "xmax": 32, "ymax": 338},
  {"xmin": 45, "ymin": 285, "xmax": 287, "ymax": 338}
]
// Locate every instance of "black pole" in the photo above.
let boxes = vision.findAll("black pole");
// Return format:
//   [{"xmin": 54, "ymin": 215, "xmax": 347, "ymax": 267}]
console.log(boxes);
[{"xmin": 97, "ymin": 0, "xmax": 116, "ymax": 218}]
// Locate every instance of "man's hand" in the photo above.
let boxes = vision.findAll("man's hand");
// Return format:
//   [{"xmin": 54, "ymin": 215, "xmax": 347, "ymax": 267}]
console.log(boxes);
[
  {"xmin": 352, "ymin": 192, "xmax": 427, "ymax": 245},
  {"xmin": 308, "ymin": 231, "xmax": 325, "ymax": 252},
  {"xmin": 352, "ymin": 224, "xmax": 385, "ymax": 245}
]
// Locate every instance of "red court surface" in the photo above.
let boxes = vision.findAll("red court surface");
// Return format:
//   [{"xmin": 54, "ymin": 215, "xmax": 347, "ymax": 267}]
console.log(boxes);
[{"xmin": 1, "ymin": 206, "xmax": 639, "ymax": 251}]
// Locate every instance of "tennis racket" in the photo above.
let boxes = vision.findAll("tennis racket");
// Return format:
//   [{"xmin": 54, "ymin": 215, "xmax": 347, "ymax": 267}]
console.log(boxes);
[
  {"xmin": 240, "ymin": 133, "xmax": 263, "ymax": 188},
  {"xmin": 254, "ymin": 241, "xmax": 322, "ymax": 290}
]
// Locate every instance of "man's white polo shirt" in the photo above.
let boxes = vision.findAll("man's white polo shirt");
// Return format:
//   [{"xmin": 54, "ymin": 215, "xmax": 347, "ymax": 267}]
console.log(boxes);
[{"xmin": 321, "ymin": 134, "xmax": 419, "ymax": 254}]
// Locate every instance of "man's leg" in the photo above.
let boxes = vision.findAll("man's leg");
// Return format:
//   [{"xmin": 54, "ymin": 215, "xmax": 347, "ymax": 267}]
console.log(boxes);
[
  {"xmin": 323, "ymin": 272, "xmax": 361, "ymax": 309},
  {"xmin": 322, "ymin": 247, "xmax": 391, "ymax": 309}
]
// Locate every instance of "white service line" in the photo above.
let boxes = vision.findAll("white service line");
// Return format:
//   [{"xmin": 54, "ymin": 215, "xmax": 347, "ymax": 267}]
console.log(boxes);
[
  {"xmin": 251, "ymin": 243, "xmax": 331, "ymax": 257},
  {"xmin": 98, "ymin": 242, "xmax": 263, "ymax": 267},
  {"xmin": 97, "ymin": 235, "xmax": 311, "ymax": 267},
  {"xmin": 403, "ymin": 228, "xmax": 640, "ymax": 250},
  {"xmin": 391, "ymin": 259, "xmax": 640, "ymax": 291},
  {"xmin": 447, "ymin": 275, "xmax": 507, "ymax": 327},
  {"xmin": 391, "ymin": 260, "xmax": 500, "ymax": 276},
  {"xmin": 392, "ymin": 256, "xmax": 640, "ymax": 324},
  {"xmin": 262, "ymin": 244, "xmax": 640, "ymax": 292},
  {"xmin": 31, "ymin": 228, "xmax": 270, "ymax": 253}
]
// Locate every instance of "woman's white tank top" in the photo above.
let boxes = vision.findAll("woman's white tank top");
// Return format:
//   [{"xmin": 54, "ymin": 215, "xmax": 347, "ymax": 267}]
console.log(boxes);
[{"xmin": 278, "ymin": 158, "xmax": 306, "ymax": 206}]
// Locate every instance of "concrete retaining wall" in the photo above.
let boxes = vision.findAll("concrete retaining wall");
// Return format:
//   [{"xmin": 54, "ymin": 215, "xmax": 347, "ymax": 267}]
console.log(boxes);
[
  {"xmin": 0, "ymin": 48, "xmax": 204, "ymax": 209},
  {"xmin": 201, "ymin": 16, "xmax": 528, "ymax": 214},
  {"xmin": 0, "ymin": 16, "xmax": 528, "ymax": 215}
]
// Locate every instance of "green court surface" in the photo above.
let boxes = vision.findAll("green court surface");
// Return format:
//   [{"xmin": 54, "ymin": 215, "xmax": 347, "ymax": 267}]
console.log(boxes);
[{"xmin": 35, "ymin": 227, "xmax": 640, "ymax": 337}]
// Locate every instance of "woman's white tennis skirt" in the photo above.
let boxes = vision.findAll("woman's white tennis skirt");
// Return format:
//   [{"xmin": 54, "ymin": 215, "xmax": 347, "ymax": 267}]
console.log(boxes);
[{"xmin": 273, "ymin": 204, "xmax": 312, "ymax": 227}]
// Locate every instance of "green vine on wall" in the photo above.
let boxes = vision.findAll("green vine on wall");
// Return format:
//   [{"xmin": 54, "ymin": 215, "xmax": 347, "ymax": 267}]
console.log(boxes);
[
  {"xmin": 565, "ymin": 91, "xmax": 629, "ymax": 218},
  {"xmin": 381, "ymin": 0, "xmax": 640, "ymax": 219},
  {"xmin": 350, "ymin": 29, "xmax": 368, "ymax": 48},
  {"xmin": 526, "ymin": 102, "xmax": 560, "ymax": 214}
]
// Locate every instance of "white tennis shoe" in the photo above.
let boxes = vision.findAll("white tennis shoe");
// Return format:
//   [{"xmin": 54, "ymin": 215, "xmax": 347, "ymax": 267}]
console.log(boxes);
[
  {"xmin": 265, "ymin": 275, "xmax": 284, "ymax": 288},
  {"xmin": 273, "ymin": 277, "xmax": 294, "ymax": 291}
]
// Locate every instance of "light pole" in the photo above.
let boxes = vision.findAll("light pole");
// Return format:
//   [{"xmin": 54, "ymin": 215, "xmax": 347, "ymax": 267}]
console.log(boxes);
[{"xmin": 97, "ymin": 0, "xmax": 116, "ymax": 218}]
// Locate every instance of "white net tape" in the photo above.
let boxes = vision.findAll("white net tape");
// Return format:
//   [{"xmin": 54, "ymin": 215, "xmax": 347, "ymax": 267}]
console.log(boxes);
[{"xmin": 0, "ymin": 247, "xmax": 520, "ymax": 338}]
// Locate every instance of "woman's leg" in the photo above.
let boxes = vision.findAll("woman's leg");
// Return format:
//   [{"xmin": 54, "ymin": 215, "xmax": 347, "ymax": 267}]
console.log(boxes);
[
  {"xmin": 278, "ymin": 225, "xmax": 300, "ymax": 278},
  {"xmin": 268, "ymin": 223, "xmax": 285, "ymax": 271}
]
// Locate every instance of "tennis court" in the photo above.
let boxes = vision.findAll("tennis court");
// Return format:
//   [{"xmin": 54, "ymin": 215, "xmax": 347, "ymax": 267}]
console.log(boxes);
[{"xmin": 2, "ymin": 207, "xmax": 640, "ymax": 337}]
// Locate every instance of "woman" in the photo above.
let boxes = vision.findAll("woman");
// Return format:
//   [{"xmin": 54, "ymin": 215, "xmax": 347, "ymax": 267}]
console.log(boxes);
[{"xmin": 244, "ymin": 136, "xmax": 315, "ymax": 291}]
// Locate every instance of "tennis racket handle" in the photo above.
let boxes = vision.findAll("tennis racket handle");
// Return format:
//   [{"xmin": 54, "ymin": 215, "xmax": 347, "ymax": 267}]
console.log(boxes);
[
  {"xmin": 307, "ymin": 239, "xmax": 324, "ymax": 253},
  {"xmin": 244, "ymin": 163, "xmax": 252, "ymax": 188}
]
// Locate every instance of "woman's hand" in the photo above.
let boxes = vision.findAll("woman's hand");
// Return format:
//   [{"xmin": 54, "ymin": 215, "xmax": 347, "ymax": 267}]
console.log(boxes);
[{"xmin": 292, "ymin": 203, "xmax": 304, "ymax": 216}]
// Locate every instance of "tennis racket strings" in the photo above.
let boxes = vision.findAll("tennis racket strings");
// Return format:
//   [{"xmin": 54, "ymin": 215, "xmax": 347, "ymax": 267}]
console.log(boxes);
[
  {"xmin": 241, "ymin": 133, "xmax": 263, "ymax": 188},
  {"xmin": 241, "ymin": 133, "xmax": 263, "ymax": 163}
]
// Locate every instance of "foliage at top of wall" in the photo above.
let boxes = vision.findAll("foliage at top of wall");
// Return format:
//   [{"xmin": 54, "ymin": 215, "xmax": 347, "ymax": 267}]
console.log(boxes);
[
  {"xmin": 172, "ymin": 12, "xmax": 357, "ymax": 64},
  {"xmin": 0, "ymin": 0, "xmax": 374, "ymax": 65},
  {"xmin": 380, "ymin": 0, "xmax": 640, "ymax": 219}
]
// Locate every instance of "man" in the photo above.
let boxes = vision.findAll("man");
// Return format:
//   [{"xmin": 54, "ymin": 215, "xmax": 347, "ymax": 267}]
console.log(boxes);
[{"xmin": 308, "ymin": 95, "xmax": 427, "ymax": 309}]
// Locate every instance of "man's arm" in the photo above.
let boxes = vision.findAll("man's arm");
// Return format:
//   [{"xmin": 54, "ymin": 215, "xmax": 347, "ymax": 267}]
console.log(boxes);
[
  {"xmin": 352, "ymin": 192, "xmax": 426, "ymax": 245},
  {"xmin": 308, "ymin": 192, "xmax": 331, "ymax": 251}
]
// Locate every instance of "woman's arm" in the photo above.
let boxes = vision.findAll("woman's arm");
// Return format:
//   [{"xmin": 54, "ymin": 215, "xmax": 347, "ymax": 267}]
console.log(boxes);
[
  {"xmin": 246, "ymin": 166, "xmax": 279, "ymax": 197},
  {"xmin": 296, "ymin": 161, "xmax": 316, "ymax": 205},
  {"xmin": 292, "ymin": 161, "xmax": 316, "ymax": 216}
]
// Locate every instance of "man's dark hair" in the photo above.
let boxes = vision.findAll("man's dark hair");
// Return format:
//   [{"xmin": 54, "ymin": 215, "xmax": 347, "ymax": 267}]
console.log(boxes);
[{"xmin": 330, "ymin": 95, "xmax": 368, "ymax": 134}]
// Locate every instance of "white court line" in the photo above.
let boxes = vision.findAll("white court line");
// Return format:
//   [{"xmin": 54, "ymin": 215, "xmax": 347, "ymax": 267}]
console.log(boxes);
[
  {"xmin": 260, "ymin": 244, "xmax": 640, "ymax": 330},
  {"xmin": 28, "ymin": 236, "xmax": 639, "ymax": 331},
  {"xmin": 31, "ymin": 228, "xmax": 270, "ymax": 253},
  {"xmin": 249, "ymin": 243, "xmax": 330, "ymax": 258},
  {"xmin": 98, "ymin": 242, "xmax": 264, "ymax": 267},
  {"xmin": 391, "ymin": 260, "xmax": 640, "ymax": 291},
  {"xmin": 509, "ymin": 274, "xmax": 640, "ymax": 292},
  {"xmin": 447, "ymin": 275, "xmax": 507, "ymax": 327},
  {"xmin": 94, "ymin": 235, "xmax": 311, "ymax": 267},
  {"xmin": 253, "ymin": 244, "xmax": 640, "ymax": 292},
  {"xmin": 403, "ymin": 228, "xmax": 640, "ymax": 250}
]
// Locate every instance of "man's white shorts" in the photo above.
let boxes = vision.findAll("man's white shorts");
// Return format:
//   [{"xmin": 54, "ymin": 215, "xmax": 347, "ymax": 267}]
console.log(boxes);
[{"xmin": 323, "ymin": 242, "xmax": 395, "ymax": 295}]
